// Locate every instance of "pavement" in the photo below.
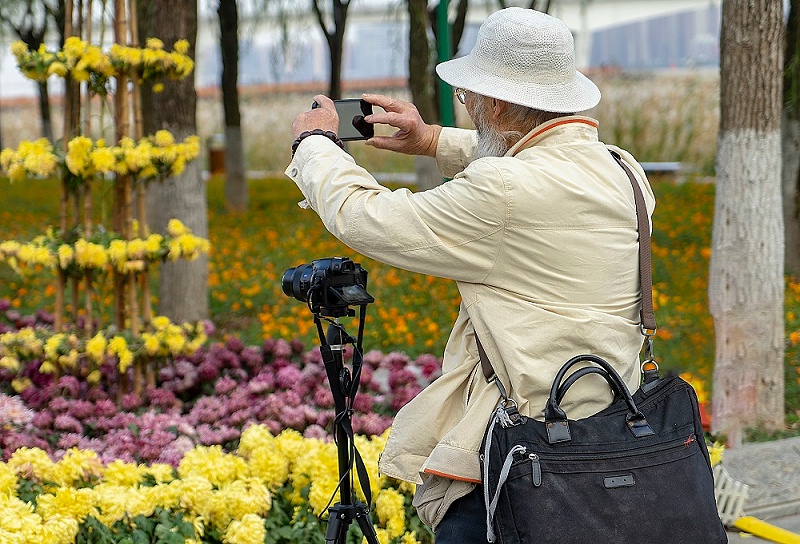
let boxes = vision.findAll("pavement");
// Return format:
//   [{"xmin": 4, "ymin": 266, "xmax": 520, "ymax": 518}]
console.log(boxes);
[{"xmin": 719, "ymin": 436, "xmax": 800, "ymax": 542}]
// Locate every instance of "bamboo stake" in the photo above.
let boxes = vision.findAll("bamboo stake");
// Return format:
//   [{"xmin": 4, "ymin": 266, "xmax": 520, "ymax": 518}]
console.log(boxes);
[
  {"xmin": 55, "ymin": 0, "xmax": 76, "ymax": 333},
  {"xmin": 128, "ymin": 0, "xmax": 152, "ymax": 331}
]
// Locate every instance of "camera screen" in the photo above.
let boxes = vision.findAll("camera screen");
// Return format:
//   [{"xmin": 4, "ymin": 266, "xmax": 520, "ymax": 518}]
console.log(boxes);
[{"xmin": 333, "ymin": 99, "xmax": 375, "ymax": 141}]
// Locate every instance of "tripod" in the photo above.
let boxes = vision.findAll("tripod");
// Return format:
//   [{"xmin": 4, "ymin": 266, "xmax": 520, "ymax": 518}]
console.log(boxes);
[{"xmin": 314, "ymin": 307, "xmax": 380, "ymax": 544}]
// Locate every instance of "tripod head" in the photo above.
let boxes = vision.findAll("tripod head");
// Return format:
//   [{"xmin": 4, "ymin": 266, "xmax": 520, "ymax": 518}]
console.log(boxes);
[{"xmin": 281, "ymin": 257, "xmax": 379, "ymax": 544}]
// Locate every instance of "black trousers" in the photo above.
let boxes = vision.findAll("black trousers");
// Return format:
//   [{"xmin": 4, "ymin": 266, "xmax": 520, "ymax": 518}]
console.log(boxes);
[{"xmin": 434, "ymin": 485, "xmax": 489, "ymax": 543}]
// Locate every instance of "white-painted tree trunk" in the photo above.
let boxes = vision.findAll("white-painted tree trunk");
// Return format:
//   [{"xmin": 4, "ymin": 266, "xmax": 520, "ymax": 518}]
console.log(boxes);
[
  {"xmin": 710, "ymin": 130, "xmax": 785, "ymax": 445},
  {"xmin": 147, "ymin": 155, "xmax": 210, "ymax": 323}
]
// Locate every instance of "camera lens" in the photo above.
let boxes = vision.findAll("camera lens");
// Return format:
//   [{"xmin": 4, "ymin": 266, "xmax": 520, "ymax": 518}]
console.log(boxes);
[{"xmin": 281, "ymin": 264, "xmax": 315, "ymax": 302}]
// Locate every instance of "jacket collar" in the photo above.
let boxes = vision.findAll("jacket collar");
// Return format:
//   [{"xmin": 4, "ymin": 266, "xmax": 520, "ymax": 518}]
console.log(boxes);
[{"xmin": 506, "ymin": 115, "xmax": 599, "ymax": 157}]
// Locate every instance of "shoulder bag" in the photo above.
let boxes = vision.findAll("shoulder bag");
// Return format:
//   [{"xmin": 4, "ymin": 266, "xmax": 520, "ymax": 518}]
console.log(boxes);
[{"xmin": 477, "ymin": 152, "xmax": 728, "ymax": 543}]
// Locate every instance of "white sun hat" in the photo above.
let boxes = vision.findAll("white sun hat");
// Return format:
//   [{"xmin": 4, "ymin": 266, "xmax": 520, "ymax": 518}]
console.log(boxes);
[{"xmin": 436, "ymin": 7, "xmax": 600, "ymax": 113}]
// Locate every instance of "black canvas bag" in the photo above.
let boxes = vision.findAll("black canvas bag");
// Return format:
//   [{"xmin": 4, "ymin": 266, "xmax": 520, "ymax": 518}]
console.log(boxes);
[
  {"xmin": 476, "ymin": 152, "xmax": 727, "ymax": 543},
  {"xmin": 480, "ymin": 354, "xmax": 727, "ymax": 543}
]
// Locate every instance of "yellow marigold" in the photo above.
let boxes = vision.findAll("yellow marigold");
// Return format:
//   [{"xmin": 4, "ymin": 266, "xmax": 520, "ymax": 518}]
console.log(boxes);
[
  {"xmin": 85, "ymin": 333, "xmax": 107, "ymax": 363},
  {"xmin": 224, "ymin": 513, "xmax": 266, "ymax": 544}
]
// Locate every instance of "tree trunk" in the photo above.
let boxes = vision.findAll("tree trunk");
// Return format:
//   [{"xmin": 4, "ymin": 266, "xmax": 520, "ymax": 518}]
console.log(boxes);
[
  {"xmin": 408, "ymin": 0, "xmax": 441, "ymax": 191},
  {"xmin": 218, "ymin": 0, "xmax": 248, "ymax": 212},
  {"xmin": 784, "ymin": 0, "xmax": 800, "ymax": 276},
  {"xmin": 36, "ymin": 81, "xmax": 54, "ymax": 142},
  {"xmin": 710, "ymin": 0, "xmax": 785, "ymax": 446},
  {"xmin": 139, "ymin": 0, "xmax": 208, "ymax": 322},
  {"xmin": 312, "ymin": 0, "xmax": 350, "ymax": 100}
]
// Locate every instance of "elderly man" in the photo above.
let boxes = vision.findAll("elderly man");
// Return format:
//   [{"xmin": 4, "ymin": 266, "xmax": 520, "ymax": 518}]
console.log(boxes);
[{"xmin": 286, "ymin": 7, "xmax": 654, "ymax": 541}]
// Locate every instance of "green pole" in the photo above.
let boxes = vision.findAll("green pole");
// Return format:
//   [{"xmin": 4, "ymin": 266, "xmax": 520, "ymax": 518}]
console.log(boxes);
[{"xmin": 437, "ymin": 0, "xmax": 455, "ymax": 127}]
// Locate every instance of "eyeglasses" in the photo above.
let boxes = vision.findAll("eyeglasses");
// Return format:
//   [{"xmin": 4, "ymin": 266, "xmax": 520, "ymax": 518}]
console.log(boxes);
[{"xmin": 453, "ymin": 87, "xmax": 467, "ymax": 105}]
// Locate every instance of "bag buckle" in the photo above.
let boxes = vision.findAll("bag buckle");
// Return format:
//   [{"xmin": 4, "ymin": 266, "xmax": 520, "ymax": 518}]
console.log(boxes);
[{"xmin": 640, "ymin": 326, "xmax": 660, "ymax": 388}]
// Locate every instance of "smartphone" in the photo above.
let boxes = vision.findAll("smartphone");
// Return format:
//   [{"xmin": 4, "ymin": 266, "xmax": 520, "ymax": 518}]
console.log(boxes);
[{"xmin": 312, "ymin": 98, "xmax": 374, "ymax": 141}]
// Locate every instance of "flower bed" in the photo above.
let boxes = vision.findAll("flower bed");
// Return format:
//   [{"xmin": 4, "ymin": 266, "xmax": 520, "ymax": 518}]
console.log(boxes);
[{"xmin": 0, "ymin": 304, "xmax": 440, "ymax": 543}]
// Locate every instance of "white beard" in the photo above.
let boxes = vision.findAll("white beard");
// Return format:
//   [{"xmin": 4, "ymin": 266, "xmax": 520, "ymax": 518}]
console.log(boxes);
[{"xmin": 473, "ymin": 98, "xmax": 511, "ymax": 159}]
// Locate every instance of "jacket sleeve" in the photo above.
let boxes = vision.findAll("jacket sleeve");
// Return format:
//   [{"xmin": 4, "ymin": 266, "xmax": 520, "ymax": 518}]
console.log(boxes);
[
  {"xmin": 435, "ymin": 127, "xmax": 478, "ymax": 179},
  {"xmin": 285, "ymin": 135, "xmax": 506, "ymax": 282}
]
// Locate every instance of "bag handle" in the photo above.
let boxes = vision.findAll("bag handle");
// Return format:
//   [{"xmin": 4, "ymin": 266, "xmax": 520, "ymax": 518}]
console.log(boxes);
[{"xmin": 544, "ymin": 354, "xmax": 654, "ymax": 444}]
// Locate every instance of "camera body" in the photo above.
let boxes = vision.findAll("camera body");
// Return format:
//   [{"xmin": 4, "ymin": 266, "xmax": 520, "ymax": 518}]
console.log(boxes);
[{"xmin": 282, "ymin": 257, "xmax": 374, "ymax": 316}]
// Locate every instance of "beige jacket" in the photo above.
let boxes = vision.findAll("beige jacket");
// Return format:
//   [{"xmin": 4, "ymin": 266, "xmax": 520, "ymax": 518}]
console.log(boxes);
[{"xmin": 285, "ymin": 116, "xmax": 655, "ymax": 518}]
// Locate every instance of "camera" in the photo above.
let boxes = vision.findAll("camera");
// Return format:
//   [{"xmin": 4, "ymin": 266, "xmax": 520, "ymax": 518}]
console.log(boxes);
[{"xmin": 282, "ymin": 257, "xmax": 374, "ymax": 316}]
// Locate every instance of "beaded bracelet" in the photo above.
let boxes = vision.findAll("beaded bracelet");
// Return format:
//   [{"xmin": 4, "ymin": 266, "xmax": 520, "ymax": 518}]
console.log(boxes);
[{"xmin": 291, "ymin": 129, "xmax": 345, "ymax": 156}]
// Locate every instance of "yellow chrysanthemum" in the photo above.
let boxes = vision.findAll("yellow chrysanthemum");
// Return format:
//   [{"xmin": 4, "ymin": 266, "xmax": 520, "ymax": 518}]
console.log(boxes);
[
  {"xmin": 223, "ymin": 513, "xmax": 266, "ymax": 544},
  {"xmin": 375, "ymin": 487, "xmax": 406, "ymax": 538},
  {"xmin": 178, "ymin": 446, "xmax": 247, "ymax": 488},
  {"xmin": 35, "ymin": 487, "xmax": 95, "ymax": 523},
  {"xmin": 85, "ymin": 333, "xmax": 107, "ymax": 363},
  {"xmin": 8, "ymin": 447, "xmax": 54, "ymax": 481}
]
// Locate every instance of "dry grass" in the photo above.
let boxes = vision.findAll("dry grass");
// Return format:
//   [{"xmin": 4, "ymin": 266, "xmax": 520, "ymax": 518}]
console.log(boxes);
[{"xmin": 0, "ymin": 70, "xmax": 720, "ymax": 174}]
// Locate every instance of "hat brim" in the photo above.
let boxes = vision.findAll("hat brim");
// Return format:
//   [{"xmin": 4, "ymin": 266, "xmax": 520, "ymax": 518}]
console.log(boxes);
[{"xmin": 436, "ymin": 55, "xmax": 601, "ymax": 113}]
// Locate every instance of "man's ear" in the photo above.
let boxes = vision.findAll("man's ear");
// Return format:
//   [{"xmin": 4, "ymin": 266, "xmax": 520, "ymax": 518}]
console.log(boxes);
[{"xmin": 490, "ymin": 98, "xmax": 509, "ymax": 121}]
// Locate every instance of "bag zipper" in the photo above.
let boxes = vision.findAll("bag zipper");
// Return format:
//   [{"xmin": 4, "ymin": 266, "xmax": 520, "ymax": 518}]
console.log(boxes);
[{"xmin": 519, "ymin": 433, "xmax": 697, "ymax": 488}]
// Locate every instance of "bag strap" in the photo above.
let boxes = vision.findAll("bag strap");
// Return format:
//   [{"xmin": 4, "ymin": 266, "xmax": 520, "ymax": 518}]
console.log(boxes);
[
  {"xmin": 610, "ymin": 150, "xmax": 657, "ymax": 333},
  {"xmin": 476, "ymin": 151, "xmax": 656, "ymax": 383}
]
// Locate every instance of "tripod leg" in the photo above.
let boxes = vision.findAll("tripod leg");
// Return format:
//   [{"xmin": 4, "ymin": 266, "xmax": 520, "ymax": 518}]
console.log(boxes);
[
  {"xmin": 325, "ymin": 504, "xmax": 351, "ymax": 544},
  {"xmin": 354, "ymin": 503, "xmax": 381, "ymax": 544}
]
